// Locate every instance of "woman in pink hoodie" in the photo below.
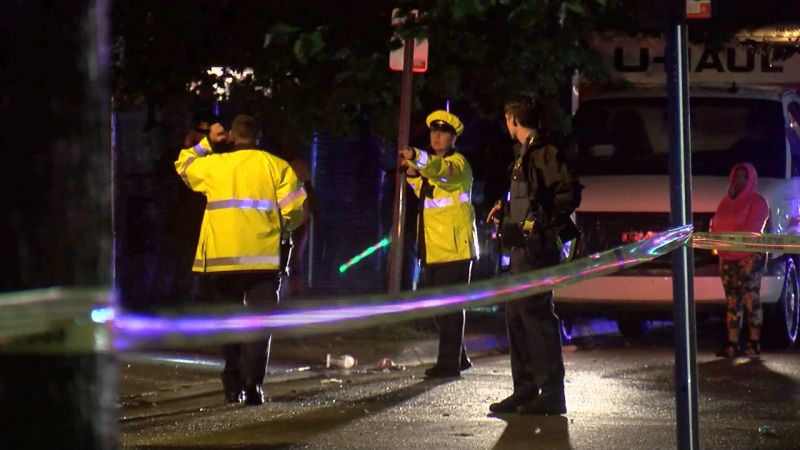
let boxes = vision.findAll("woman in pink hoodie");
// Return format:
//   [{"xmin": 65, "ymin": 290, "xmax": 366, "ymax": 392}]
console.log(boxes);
[{"xmin": 710, "ymin": 163, "xmax": 770, "ymax": 358}]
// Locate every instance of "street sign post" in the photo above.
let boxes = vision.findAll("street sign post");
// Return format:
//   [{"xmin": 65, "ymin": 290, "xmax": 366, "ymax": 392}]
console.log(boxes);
[
  {"xmin": 389, "ymin": 9, "xmax": 429, "ymax": 73},
  {"xmin": 387, "ymin": 9, "xmax": 418, "ymax": 294}
]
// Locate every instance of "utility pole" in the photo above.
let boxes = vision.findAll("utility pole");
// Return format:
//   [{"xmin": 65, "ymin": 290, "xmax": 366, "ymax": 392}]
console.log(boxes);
[{"xmin": 0, "ymin": 1, "xmax": 115, "ymax": 449}]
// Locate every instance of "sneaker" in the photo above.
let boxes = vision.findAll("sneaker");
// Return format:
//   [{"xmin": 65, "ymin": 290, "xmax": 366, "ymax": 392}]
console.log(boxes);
[
  {"xmin": 742, "ymin": 341, "xmax": 761, "ymax": 358},
  {"xmin": 715, "ymin": 342, "xmax": 739, "ymax": 359}
]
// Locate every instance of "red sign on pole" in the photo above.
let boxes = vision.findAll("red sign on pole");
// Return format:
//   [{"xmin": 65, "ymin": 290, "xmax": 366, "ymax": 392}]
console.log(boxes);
[
  {"xmin": 389, "ymin": 38, "xmax": 429, "ymax": 73},
  {"xmin": 686, "ymin": 0, "xmax": 711, "ymax": 20},
  {"xmin": 389, "ymin": 9, "xmax": 428, "ymax": 73}
]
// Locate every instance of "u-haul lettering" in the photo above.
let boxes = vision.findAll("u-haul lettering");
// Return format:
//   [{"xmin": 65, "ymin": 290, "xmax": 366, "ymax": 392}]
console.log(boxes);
[
  {"xmin": 592, "ymin": 34, "xmax": 800, "ymax": 85},
  {"xmin": 614, "ymin": 47, "xmax": 782, "ymax": 74}
]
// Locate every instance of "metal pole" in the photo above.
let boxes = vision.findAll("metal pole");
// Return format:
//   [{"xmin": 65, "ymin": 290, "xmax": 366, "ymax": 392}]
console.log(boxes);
[
  {"xmin": 112, "ymin": 98, "xmax": 120, "ymax": 293},
  {"xmin": 307, "ymin": 132, "xmax": 318, "ymax": 289},
  {"xmin": 665, "ymin": 3, "xmax": 700, "ymax": 449},
  {"xmin": 387, "ymin": 36, "xmax": 415, "ymax": 294}
]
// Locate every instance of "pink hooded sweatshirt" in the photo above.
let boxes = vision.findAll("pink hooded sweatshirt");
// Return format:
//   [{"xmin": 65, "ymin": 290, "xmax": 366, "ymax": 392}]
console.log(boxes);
[{"xmin": 710, "ymin": 162, "xmax": 769, "ymax": 261}]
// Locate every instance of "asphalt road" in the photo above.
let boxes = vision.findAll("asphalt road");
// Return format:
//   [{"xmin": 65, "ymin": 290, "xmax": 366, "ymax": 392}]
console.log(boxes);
[{"xmin": 119, "ymin": 323, "xmax": 800, "ymax": 450}]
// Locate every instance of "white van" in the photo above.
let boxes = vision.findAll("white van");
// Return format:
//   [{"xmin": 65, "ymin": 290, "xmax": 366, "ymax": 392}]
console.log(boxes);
[{"xmin": 555, "ymin": 34, "xmax": 800, "ymax": 348}]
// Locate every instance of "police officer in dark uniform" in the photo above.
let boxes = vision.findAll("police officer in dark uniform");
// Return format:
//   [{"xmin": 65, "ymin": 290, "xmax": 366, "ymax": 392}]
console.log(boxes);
[{"xmin": 486, "ymin": 95, "xmax": 581, "ymax": 415}]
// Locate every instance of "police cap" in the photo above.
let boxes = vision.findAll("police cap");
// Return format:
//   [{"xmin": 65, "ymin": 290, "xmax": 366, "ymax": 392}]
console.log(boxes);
[{"xmin": 426, "ymin": 110, "xmax": 464, "ymax": 136}]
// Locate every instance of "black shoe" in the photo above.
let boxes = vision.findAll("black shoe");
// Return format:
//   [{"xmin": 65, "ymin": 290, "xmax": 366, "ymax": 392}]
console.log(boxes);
[
  {"xmin": 460, "ymin": 357, "xmax": 473, "ymax": 371},
  {"xmin": 424, "ymin": 365, "xmax": 461, "ymax": 378},
  {"xmin": 222, "ymin": 379, "xmax": 243, "ymax": 404},
  {"xmin": 222, "ymin": 373, "xmax": 242, "ymax": 403},
  {"xmin": 240, "ymin": 384, "xmax": 265, "ymax": 406},
  {"xmin": 224, "ymin": 387, "xmax": 243, "ymax": 403},
  {"xmin": 516, "ymin": 391, "xmax": 567, "ymax": 415},
  {"xmin": 489, "ymin": 393, "xmax": 535, "ymax": 413}
]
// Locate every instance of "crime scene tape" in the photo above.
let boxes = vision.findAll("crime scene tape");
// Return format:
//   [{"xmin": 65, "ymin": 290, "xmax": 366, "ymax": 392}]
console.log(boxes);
[
  {"xmin": 104, "ymin": 225, "xmax": 692, "ymax": 350},
  {"xmin": 693, "ymin": 231, "xmax": 800, "ymax": 254},
  {"xmin": 16, "ymin": 226, "xmax": 800, "ymax": 350},
  {"xmin": 0, "ymin": 288, "xmax": 111, "ymax": 353},
  {"xmin": 0, "ymin": 226, "xmax": 692, "ymax": 350}
]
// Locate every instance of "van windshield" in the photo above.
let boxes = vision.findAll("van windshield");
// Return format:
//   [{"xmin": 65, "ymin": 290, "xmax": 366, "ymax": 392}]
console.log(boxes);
[{"xmin": 573, "ymin": 97, "xmax": 786, "ymax": 177}]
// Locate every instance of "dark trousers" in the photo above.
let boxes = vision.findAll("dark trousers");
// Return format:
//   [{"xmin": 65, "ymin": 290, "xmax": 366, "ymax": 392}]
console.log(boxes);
[
  {"xmin": 199, "ymin": 271, "xmax": 280, "ymax": 390},
  {"xmin": 507, "ymin": 249, "xmax": 565, "ymax": 397},
  {"xmin": 423, "ymin": 260, "xmax": 472, "ymax": 370}
]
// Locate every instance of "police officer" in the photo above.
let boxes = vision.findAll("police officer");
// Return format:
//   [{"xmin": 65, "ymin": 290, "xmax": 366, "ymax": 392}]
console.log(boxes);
[
  {"xmin": 400, "ymin": 110, "xmax": 479, "ymax": 378},
  {"xmin": 175, "ymin": 114, "xmax": 306, "ymax": 405},
  {"xmin": 486, "ymin": 96, "xmax": 581, "ymax": 414}
]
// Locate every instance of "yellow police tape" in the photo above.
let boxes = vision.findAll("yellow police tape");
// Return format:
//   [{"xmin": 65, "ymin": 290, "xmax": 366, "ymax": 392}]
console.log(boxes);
[{"xmin": 692, "ymin": 231, "xmax": 800, "ymax": 254}]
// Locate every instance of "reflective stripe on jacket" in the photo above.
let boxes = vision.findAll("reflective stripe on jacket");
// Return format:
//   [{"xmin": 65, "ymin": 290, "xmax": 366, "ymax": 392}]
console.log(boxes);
[
  {"xmin": 175, "ymin": 137, "xmax": 306, "ymax": 273},
  {"xmin": 407, "ymin": 148, "xmax": 479, "ymax": 264}
]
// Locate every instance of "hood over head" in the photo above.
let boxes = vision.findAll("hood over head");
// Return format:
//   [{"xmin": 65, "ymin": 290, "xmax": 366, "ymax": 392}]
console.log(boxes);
[{"xmin": 728, "ymin": 162, "xmax": 758, "ymax": 200}]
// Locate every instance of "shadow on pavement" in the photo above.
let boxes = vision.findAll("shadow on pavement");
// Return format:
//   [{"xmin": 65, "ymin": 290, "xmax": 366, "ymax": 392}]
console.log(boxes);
[
  {"xmin": 129, "ymin": 376, "xmax": 456, "ymax": 449},
  {"xmin": 698, "ymin": 356, "xmax": 800, "ymax": 398},
  {"xmin": 129, "ymin": 446, "xmax": 294, "ymax": 450},
  {"xmin": 490, "ymin": 414, "xmax": 572, "ymax": 450}
]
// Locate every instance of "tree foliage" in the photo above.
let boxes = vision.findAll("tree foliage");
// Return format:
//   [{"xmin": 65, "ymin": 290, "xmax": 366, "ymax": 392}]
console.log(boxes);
[
  {"xmin": 114, "ymin": 0, "xmax": 800, "ymax": 145},
  {"xmin": 113, "ymin": 0, "xmax": 616, "ymax": 144}
]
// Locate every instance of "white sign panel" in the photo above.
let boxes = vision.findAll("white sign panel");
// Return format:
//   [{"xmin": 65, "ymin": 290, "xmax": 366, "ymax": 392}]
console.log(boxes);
[
  {"xmin": 389, "ymin": 8, "xmax": 429, "ymax": 73},
  {"xmin": 686, "ymin": 0, "xmax": 711, "ymax": 20}
]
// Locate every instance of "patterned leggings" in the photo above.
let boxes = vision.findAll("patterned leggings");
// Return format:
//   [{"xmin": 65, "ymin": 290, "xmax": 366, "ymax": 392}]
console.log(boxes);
[{"xmin": 720, "ymin": 253, "xmax": 765, "ymax": 343}]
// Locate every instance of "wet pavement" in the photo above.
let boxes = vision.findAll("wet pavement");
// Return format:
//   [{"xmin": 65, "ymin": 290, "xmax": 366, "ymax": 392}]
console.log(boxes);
[{"xmin": 119, "ymin": 320, "xmax": 800, "ymax": 449}]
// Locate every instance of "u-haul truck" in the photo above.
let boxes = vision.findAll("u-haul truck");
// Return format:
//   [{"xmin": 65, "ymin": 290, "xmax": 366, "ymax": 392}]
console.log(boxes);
[{"xmin": 555, "ymin": 30, "xmax": 800, "ymax": 347}]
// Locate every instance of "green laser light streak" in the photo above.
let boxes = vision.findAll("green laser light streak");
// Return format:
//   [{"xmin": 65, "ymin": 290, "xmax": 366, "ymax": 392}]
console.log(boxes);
[{"xmin": 339, "ymin": 238, "xmax": 391, "ymax": 273}]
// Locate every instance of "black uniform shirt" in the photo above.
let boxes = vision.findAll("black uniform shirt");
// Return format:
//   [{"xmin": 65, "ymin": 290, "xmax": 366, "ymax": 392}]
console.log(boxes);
[{"xmin": 508, "ymin": 141, "xmax": 530, "ymax": 226}]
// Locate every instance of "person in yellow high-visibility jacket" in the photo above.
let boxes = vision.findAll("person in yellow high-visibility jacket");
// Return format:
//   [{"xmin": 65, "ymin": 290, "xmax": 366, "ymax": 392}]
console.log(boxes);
[
  {"xmin": 175, "ymin": 114, "xmax": 306, "ymax": 405},
  {"xmin": 400, "ymin": 110, "xmax": 479, "ymax": 378}
]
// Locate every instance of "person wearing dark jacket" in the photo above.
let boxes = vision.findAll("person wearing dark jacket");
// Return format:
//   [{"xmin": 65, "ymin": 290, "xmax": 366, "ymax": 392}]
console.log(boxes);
[{"xmin": 486, "ymin": 95, "xmax": 581, "ymax": 415}]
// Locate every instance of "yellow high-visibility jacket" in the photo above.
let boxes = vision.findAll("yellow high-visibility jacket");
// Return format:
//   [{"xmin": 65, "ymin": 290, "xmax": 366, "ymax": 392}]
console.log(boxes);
[
  {"xmin": 406, "ymin": 147, "xmax": 478, "ymax": 265},
  {"xmin": 175, "ymin": 137, "xmax": 306, "ymax": 273}
]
